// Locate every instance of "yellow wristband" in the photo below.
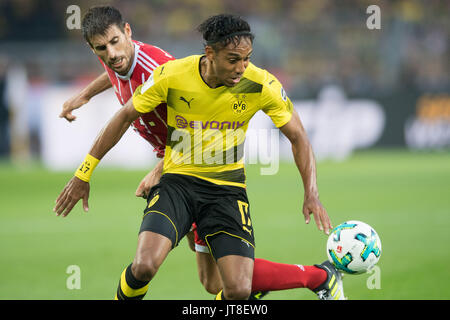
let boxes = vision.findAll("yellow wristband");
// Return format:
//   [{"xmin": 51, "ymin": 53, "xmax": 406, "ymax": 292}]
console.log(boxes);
[{"xmin": 74, "ymin": 154, "xmax": 100, "ymax": 182}]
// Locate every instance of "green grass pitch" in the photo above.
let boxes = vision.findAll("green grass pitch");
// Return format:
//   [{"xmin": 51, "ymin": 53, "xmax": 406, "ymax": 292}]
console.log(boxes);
[{"xmin": 0, "ymin": 149, "xmax": 449, "ymax": 299}]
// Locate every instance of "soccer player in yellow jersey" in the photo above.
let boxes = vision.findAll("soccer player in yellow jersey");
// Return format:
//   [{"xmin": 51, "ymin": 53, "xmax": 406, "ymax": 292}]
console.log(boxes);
[{"xmin": 54, "ymin": 14, "xmax": 345, "ymax": 300}]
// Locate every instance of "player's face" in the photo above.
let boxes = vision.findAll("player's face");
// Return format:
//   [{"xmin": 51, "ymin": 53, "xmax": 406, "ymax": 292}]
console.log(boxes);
[
  {"xmin": 89, "ymin": 23, "xmax": 134, "ymax": 76},
  {"xmin": 208, "ymin": 37, "xmax": 253, "ymax": 87}
]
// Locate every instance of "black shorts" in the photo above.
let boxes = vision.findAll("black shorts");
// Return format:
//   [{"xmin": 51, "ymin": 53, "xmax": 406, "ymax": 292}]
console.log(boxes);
[{"xmin": 140, "ymin": 173, "xmax": 255, "ymax": 260}]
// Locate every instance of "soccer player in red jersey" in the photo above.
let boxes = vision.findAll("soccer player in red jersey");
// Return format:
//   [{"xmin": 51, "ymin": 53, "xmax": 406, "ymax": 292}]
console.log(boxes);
[{"xmin": 57, "ymin": 6, "xmax": 343, "ymax": 300}]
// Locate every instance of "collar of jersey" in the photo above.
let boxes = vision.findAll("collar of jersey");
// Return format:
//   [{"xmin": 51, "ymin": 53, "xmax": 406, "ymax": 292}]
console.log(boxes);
[{"xmin": 115, "ymin": 42, "xmax": 139, "ymax": 81}]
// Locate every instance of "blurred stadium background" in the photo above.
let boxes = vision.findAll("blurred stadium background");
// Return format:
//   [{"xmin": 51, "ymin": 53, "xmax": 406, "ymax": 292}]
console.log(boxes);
[{"xmin": 0, "ymin": 0, "xmax": 449, "ymax": 300}]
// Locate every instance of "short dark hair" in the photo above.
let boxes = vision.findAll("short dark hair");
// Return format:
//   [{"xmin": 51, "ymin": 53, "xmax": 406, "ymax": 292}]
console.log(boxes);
[
  {"xmin": 82, "ymin": 6, "xmax": 125, "ymax": 45},
  {"xmin": 197, "ymin": 14, "xmax": 254, "ymax": 51}
]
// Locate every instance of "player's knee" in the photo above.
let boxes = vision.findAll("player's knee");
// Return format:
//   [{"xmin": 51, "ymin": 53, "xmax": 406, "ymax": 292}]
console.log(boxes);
[
  {"xmin": 131, "ymin": 260, "xmax": 159, "ymax": 282},
  {"xmin": 223, "ymin": 281, "xmax": 252, "ymax": 300}
]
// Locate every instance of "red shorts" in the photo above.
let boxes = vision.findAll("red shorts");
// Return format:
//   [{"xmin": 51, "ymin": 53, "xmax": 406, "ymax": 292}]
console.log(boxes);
[{"xmin": 191, "ymin": 223, "xmax": 210, "ymax": 254}]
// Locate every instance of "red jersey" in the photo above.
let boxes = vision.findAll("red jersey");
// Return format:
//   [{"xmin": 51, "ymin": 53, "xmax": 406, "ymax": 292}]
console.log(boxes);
[
  {"xmin": 100, "ymin": 42, "xmax": 207, "ymax": 250},
  {"xmin": 99, "ymin": 40, "xmax": 175, "ymax": 158}
]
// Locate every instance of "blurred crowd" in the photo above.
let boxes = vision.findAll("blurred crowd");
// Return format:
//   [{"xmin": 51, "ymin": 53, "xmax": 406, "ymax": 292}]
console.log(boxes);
[
  {"xmin": 0, "ymin": 0, "xmax": 448, "ymax": 160},
  {"xmin": 1, "ymin": 0, "xmax": 448, "ymax": 95}
]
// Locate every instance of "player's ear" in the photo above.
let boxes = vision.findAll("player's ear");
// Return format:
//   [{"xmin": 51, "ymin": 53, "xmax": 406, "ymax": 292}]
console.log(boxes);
[
  {"xmin": 124, "ymin": 22, "xmax": 132, "ymax": 39},
  {"xmin": 204, "ymin": 45, "xmax": 215, "ymax": 61}
]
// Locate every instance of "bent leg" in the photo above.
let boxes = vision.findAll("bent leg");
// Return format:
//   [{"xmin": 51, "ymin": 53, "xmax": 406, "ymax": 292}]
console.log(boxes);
[
  {"xmin": 132, "ymin": 231, "xmax": 172, "ymax": 281},
  {"xmin": 115, "ymin": 231, "xmax": 172, "ymax": 300},
  {"xmin": 196, "ymin": 251, "xmax": 222, "ymax": 295},
  {"xmin": 116, "ymin": 173, "xmax": 193, "ymax": 300}
]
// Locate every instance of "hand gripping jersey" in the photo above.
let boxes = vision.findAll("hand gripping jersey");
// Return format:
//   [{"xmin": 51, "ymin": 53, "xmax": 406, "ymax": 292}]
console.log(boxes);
[
  {"xmin": 99, "ymin": 40, "xmax": 175, "ymax": 157},
  {"xmin": 133, "ymin": 55, "xmax": 293, "ymax": 187}
]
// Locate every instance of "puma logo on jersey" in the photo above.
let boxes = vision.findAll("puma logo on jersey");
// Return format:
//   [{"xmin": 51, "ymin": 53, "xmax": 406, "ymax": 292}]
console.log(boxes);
[{"xmin": 180, "ymin": 96, "xmax": 194, "ymax": 108}]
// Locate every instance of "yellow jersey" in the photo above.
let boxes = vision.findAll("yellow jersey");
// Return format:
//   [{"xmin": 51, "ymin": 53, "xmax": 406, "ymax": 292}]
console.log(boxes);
[{"xmin": 133, "ymin": 55, "xmax": 293, "ymax": 188}]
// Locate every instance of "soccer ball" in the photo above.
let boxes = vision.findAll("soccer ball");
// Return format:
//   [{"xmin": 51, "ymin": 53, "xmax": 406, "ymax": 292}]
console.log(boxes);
[{"xmin": 326, "ymin": 220, "xmax": 382, "ymax": 274}]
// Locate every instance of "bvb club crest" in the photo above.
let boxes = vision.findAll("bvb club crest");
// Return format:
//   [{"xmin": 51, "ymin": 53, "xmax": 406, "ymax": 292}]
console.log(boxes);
[
  {"xmin": 147, "ymin": 194, "xmax": 160, "ymax": 208},
  {"xmin": 231, "ymin": 95, "xmax": 248, "ymax": 115}
]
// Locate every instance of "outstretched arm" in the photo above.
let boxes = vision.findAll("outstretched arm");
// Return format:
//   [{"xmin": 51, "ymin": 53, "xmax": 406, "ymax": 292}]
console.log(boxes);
[
  {"xmin": 279, "ymin": 110, "xmax": 332, "ymax": 235},
  {"xmin": 60, "ymin": 72, "xmax": 112, "ymax": 122},
  {"xmin": 54, "ymin": 99, "xmax": 141, "ymax": 217}
]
